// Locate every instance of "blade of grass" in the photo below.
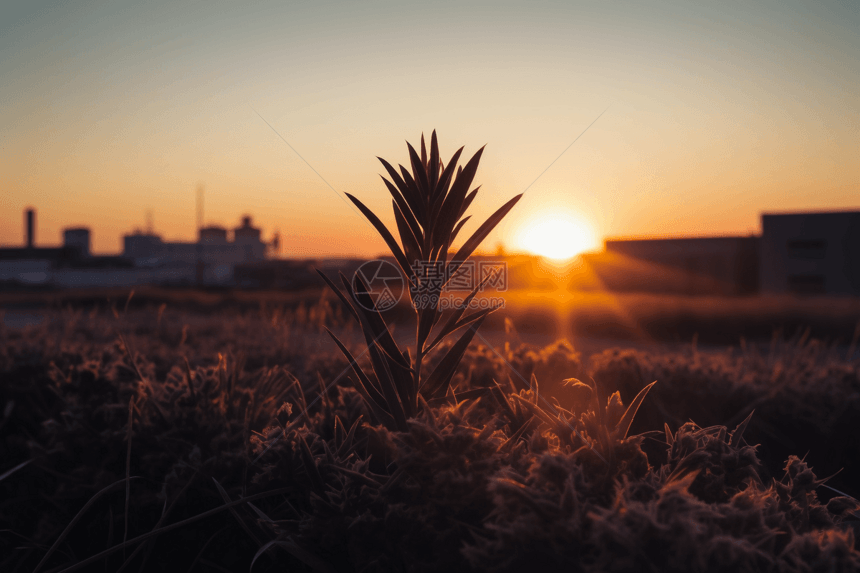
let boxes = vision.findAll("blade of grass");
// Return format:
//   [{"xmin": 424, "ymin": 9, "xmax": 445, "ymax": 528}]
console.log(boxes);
[
  {"xmin": 123, "ymin": 396, "xmax": 134, "ymax": 561},
  {"xmin": 185, "ymin": 526, "xmax": 228, "ymax": 573},
  {"xmin": 115, "ymin": 471, "xmax": 198, "ymax": 573},
  {"xmin": 250, "ymin": 538, "xmax": 337, "ymax": 573},
  {"xmin": 615, "ymin": 381, "xmax": 657, "ymax": 440},
  {"xmin": 0, "ymin": 459, "xmax": 31, "ymax": 483},
  {"xmin": 211, "ymin": 478, "xmax": 264, "ymax": 546},
  {"xmin": 51, "ymin": 488, "xmax": 294, "ymax": 573},
  {"xmin": 33, "ymin": 478, "xmax": 143, "ymax": 573}
]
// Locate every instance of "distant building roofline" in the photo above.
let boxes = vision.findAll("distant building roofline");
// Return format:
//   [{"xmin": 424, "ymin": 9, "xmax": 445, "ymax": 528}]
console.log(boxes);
[
  {"xmin": 604, "ymin": 234, "xmax": 759, "ymax": 244},
  {"xmin": 761, "ymin": 209, "xmax": 860, "ymax": 217}
]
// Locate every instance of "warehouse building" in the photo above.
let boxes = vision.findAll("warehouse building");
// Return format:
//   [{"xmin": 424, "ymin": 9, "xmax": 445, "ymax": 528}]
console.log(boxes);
[{"xmin": 759, "ymin": 211, "xmax": 860, "ymax": 296}]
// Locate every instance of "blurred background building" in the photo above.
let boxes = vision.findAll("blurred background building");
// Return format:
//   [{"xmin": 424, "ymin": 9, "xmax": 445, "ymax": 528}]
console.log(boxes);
[
  {"xmin": 759, "ymin": 211, "xmax": 860, "ymax": 295},
  {"xmin": 596, "ymin": 210, "xmax": 860, "ymax": 297},
  {"xmin": 0, "ymin": 209, "xmax": 275, "ymax": 288}
]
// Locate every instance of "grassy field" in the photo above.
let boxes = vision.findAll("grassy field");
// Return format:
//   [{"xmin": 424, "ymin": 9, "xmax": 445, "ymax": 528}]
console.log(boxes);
[{"xmin": 1, "ymin": 300, "xmax": 859, "ymax": 572}]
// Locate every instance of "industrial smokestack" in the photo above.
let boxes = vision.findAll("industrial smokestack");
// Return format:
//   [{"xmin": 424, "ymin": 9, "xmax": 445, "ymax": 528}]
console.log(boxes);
[{"xmin": 25, "ymin": 208, "xmax": 35, "ymax": 248}]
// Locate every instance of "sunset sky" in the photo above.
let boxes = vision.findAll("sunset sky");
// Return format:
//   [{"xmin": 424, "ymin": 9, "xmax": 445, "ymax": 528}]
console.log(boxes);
[{"xmin": 2, "ymin": 0, "xmax": 857, "ymax": 258}]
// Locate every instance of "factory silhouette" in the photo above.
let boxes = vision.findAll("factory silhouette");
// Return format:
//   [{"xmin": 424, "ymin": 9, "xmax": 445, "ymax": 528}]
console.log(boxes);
[
  {"xmin": 0, "ymin": 209, "xmax": 301, "ymax": 289},
  {"xmin": 2, "ymin": 207, "xmax": 859, "ymax": 296}
]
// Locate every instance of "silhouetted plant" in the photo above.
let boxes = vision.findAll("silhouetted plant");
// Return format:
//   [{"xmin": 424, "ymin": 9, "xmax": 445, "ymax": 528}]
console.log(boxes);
[{"xmin": 319, "ymin": 132, "xmax": 522, "ymax": 431}]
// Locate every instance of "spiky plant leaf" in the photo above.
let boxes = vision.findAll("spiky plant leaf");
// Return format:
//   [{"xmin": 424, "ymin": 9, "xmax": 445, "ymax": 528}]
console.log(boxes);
[
  {"xmin": 447, "ymin": 193, "xmax": 523, "ymax": 283},
  {"xmin": 730, "ymin": 409, "xmax": 755, "ymax": 446},
  {"xmin": 407, "ymin": 142, "xmax": 431, "ymax": 199},
  {"xmin": 345, "ymin": 193, "xmax": 414, "ymax": 285},
  {"xmin": 429, "ymin": 130, "xmax": 441, "ymax": 191},
  {"xmin": 367, "ymin": 344, "xmax": 409, "ymax": 430},
  {"xmin": 324, "ymin": 328, "xmax": 395, "ymax": 428},
  {"xmin": 433, "ymin": 146, "xmax": 484, "ymax": 246},
  {"xmin": 421, "ymin": 314, "xmax": 489, "ymax": 399},
  {"xmin": 342, "ymin": 272, "xmax": 410, "ymax": 370},
  {"xmin": 458, "ymin": 187, "xmax": 480, "ymax": 220},
  {"xmin": 392, "ymin": 200, "xmax": 422, "ymax": 269},
  {"xmin": 449, "ymin": 215, "xmax": 471, "ymax": 245},
  {"xmin": 382, "ymin": 176, "xmax": 423, "ymax": 245},
  {"xmin": 424, "ymin": 272, "xmax": 502, "ymax": 353},
  {"xmin": 433, "ymin": 146, "xmax": 465, "ymax": 215},
  {"xmin": 379, "ymin": 157, "xmax": 426, "ymax": 225},
  {"xmin": 315, "ymin": 269, "xmax": 360, "ymax": 323}
]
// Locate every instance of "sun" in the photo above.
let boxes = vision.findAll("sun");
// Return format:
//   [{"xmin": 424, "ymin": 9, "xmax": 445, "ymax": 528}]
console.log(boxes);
[{"xmin": 514, "ymin": 212, "xmax": 598, "ymax": 260}]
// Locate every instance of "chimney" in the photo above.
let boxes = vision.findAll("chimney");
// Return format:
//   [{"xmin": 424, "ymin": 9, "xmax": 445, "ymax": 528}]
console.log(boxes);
[{"xmin": 25, "ymin": 208, "xmax": 35, "ymax": 248}]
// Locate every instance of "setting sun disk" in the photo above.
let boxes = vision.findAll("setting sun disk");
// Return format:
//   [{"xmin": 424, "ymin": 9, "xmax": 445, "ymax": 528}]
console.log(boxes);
[{"xmin": 515, "ymin": 213, "xmax": 598, "ymax": 260}]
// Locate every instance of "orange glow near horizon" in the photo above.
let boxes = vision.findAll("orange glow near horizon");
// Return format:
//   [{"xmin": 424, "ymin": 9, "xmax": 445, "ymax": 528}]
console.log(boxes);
[
  {"xmin": 513, "ymin": 212, "xmax": 599, "ymax": 261},
  {"xmin": 1, "ymin": 2, "xmax": 857, "ymax": 256}
]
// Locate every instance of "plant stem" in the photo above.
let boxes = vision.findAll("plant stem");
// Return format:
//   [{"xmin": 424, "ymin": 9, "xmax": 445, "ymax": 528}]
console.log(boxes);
[{"xmin": 414, "ymin": 343, "xmax": 423, "ymax": 413}]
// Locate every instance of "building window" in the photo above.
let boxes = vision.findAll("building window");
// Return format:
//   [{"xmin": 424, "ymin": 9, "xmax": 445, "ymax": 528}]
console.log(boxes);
[
  {"xmin": 786, "ymin": 239, "xmax": 826, "ymax": 259},
  {"xmin": 787, "ymin": 274, "xmax": 825, "ymax": 295}
]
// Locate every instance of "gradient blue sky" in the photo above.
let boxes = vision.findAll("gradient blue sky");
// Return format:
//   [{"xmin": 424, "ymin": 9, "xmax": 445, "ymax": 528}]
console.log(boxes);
[{"xmin": 2, "ymin": 0, "xmax": 857, "ymax": 256}]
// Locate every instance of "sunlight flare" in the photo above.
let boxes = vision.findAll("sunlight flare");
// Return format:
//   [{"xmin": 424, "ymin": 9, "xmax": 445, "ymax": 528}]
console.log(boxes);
[{"xmin": 514, "ymin": 212, "xmax": 598, "ymax": 260}]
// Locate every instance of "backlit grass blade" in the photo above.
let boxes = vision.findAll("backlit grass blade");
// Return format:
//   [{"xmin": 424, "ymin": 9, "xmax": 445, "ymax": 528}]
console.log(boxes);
[
  {"xmin": 509, "ymin": 394, "xmax": 558, "ymax": 428},
  {"xmin": 730, "ymin": 409, "xmax": 755, "ymax": 446},
  {"xmin": 426, "ymin": 387, "xmax": 491, "ymax": 406},
  {"xmin": 614, "ymin": 381, "xmax": 657, "ymax": 439},
  {"xmin": 0, "ymin": 459, "xmax": 31, "ymax": 483}
]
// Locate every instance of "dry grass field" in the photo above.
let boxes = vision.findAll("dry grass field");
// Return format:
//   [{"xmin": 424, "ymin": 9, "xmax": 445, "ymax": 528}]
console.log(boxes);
[{"xmin": 1, "ymin": 300, "xmax": 859, "ymax": 572}]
